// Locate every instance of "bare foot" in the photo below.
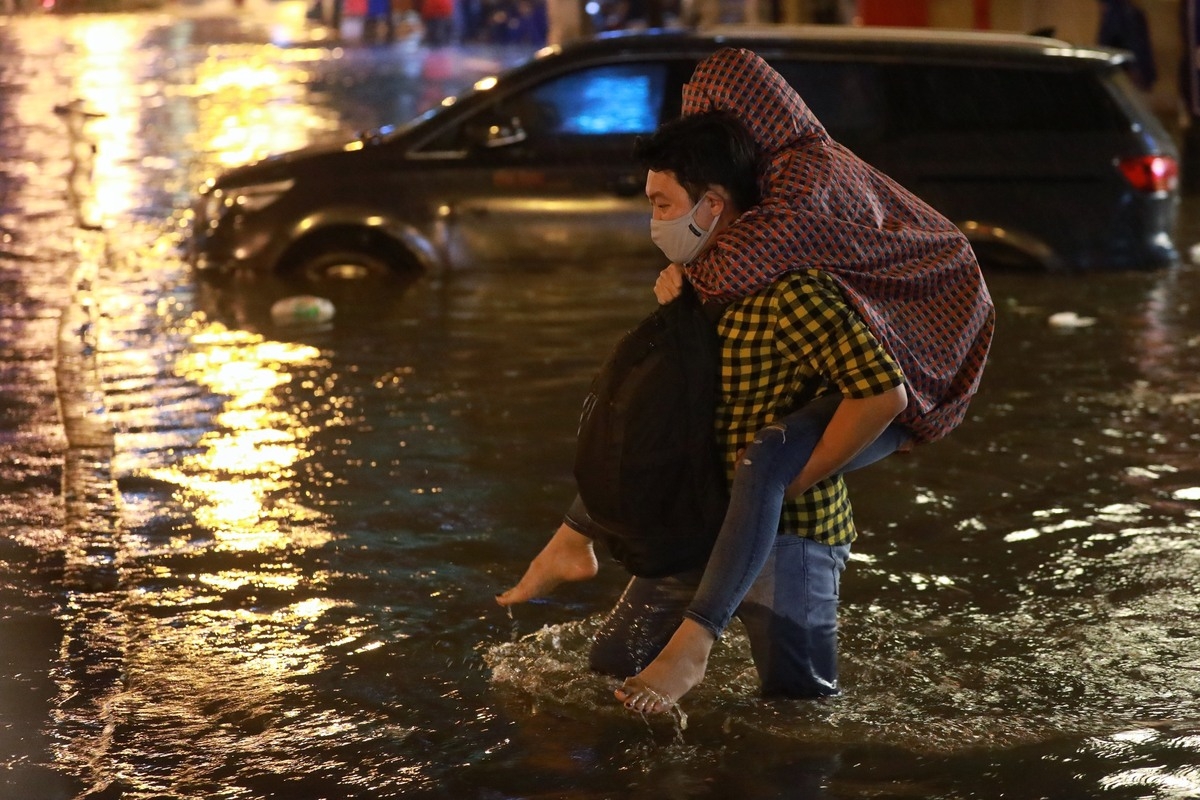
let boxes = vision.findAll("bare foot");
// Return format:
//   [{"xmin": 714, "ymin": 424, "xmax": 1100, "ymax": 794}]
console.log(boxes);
[
  {"xmin": 496, "ymin": 523, "xmax": 598, "ymax": 606},
  {"xmin": 614, "ymin": 619, "xmax": 715, "ymax": 714}
]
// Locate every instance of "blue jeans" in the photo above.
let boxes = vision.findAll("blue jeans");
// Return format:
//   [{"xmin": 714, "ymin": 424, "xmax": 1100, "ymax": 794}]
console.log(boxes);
[
  {"xmin": 588, "ymin": 536, "xmax": 850, "ymax": 696},
  {"xmin": 686, "ymin": 393, "xmax": 910, "ymax": 638},
  {"xmin": 589, "ymin": 393, "xmax": 910, "ymax": 697}
]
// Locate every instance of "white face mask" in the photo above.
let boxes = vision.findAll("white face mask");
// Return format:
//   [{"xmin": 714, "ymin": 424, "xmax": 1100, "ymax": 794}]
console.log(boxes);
[{"xmin": 650, "ymin": 195, "xmax": 719, "ymax": 265}]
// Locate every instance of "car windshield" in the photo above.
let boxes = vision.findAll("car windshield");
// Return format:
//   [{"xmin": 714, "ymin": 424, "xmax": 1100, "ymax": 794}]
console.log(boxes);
[{"xmin": 371, "ymin": 70, "xmax": 510, "ymax": 144}]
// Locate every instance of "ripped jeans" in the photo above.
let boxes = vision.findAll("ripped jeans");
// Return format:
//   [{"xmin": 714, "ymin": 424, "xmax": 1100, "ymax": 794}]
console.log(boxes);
[{"xmin": 588, "ymin": 393, "xmax": 910, "ymax": 697}]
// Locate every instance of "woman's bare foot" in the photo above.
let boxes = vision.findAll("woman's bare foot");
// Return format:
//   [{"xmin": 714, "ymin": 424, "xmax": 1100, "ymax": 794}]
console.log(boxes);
[
  {"xmin": 614, "ymin": 619, "xmax": 715, "ymax": 714},
  {"xmin": 496, "ymin": 523, "xmax": 598, "ymax": 606}
]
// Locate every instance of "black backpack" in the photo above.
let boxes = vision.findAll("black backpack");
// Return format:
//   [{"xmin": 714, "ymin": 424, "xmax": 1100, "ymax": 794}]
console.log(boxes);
[{"xmin": 573, "ymin": 285, "xmax": 729, "ymax": 578}]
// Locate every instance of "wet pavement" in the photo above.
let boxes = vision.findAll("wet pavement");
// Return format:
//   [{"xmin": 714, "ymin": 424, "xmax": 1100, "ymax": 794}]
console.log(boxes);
[{"xmin": 1, "ymin": 7, "xmax": 1200, "ymax": 799}]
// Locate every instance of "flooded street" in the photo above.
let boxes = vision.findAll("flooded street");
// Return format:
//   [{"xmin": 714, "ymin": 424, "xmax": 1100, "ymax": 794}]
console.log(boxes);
[{"xmin": 2, "ymin": 7, "xmax": 1200, "ymax": 798}]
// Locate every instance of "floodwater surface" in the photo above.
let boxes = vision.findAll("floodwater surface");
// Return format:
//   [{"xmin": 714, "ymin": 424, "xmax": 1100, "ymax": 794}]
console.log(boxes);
[{"xmin": 1, "ymin": 8, "xmax": 1199, "ymax": 799}]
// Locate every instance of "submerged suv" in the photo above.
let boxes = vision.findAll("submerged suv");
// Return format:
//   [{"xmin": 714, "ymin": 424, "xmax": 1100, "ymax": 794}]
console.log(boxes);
[{"xmin": 190, "ymin": 25, "xmax": 1180, "ymax": 284}]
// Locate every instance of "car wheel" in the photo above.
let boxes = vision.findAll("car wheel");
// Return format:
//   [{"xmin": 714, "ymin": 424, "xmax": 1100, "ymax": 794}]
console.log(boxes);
[{"xmin": 295, "ymin": 247, "xmax": 396, "ymax": 284}]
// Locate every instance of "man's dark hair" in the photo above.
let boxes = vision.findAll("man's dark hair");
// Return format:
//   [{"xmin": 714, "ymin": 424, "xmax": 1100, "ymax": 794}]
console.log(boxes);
[{"xmin": 633, "ymin": 111, "xmax": 761, "ymax": 212}]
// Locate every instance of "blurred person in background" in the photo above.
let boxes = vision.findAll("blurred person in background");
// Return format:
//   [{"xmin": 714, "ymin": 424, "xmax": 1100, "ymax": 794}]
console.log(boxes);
[
  {"xmin": 362, "ymin": 0, "xmax": 397, "ymax": 43},
  {"xmin": 1097, "ymin": 0, "xmax": 1157, "ymax": 91},
  {"xmin": 422, "ymin": 0, "xmax": 456, "ymax": 45}
]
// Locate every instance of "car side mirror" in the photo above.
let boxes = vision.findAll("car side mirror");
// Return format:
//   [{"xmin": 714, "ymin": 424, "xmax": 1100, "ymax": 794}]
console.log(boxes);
[{"xmin": 483, "ymin": 117, "xmax": 527, "ymax": 148}]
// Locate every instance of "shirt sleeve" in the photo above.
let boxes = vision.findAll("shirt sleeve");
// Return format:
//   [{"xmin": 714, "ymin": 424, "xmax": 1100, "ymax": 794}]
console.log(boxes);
[{"xmin": 772, "ymin": 271, "xmax": 905, "ymax": 398}]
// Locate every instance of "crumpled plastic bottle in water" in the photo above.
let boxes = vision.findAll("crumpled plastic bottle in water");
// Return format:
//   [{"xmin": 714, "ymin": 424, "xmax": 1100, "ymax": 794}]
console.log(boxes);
[{"xmin": 270, "ymin": 295, "xmax": 335, "ymax": 326}]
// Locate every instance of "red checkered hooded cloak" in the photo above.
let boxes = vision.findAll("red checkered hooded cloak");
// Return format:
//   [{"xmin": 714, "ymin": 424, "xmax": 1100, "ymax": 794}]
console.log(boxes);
[{"xmin": 682, "ymin": 48, "xmax": 995, "ymax": 444}]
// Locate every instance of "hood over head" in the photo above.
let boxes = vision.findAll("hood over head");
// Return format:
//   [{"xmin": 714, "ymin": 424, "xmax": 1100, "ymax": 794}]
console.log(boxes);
[
  {"xmin": 682, "ymin": 46, "xmax": 827, "ymax": 155},
  {"xmin": 681, "ymin": 48, "xmax": 994, "ymax": 444}
]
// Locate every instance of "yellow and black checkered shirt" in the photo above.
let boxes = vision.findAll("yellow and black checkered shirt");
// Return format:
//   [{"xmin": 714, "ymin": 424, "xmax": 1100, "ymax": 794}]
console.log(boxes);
[{"xmin": 716, "ymin": 269, "xmax": 905, "ymax": 545}]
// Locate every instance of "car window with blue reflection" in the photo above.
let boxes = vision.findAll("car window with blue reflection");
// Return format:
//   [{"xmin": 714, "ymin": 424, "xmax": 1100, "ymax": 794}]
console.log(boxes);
[
  {"xmin": 420, "ymin": 62, "xmax": 670, "ymax": 155},
  {"xmin": 527, "ymin": 64, "xmax": 667, "ymax": 135}
]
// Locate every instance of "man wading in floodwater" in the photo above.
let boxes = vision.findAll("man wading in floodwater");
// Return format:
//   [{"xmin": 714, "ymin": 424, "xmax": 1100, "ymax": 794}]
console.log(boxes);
[{"xmin": 498, "ymin": 48, "xmax": 993, "ymax": 714}]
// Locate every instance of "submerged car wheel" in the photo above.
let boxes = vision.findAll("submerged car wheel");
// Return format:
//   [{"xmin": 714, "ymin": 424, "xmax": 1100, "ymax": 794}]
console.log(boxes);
[{"xmin": 296, "ymin": 248, "xmax": 395, "ymax": 284}]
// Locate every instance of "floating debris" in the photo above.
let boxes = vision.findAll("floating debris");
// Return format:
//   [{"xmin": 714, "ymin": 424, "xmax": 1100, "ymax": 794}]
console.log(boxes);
[{"xmin": 1047, "ymin": 310, "xmax": 1097, "ymax": 329}]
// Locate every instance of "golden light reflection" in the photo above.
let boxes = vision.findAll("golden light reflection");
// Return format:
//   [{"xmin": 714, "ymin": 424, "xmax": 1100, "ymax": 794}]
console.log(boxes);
[
  {"xmin": 140, "ymin": 321, "xmax": 334, "ymax": 553},
  {"xmin": 199, "ymin": 569, "xmax": 303, "ymax": 593},
  {"xmin": 64, "ymin": 18, "xmax": 140, "ymax": 221},
  {"xmin": 208, "ymin": 104, "xmax": 329, "ymax": 168},
  {"xmin": 188, "ymin": 47, "xmax": 337, "ymax": 168},
  {"xmin": 290, "ymin": 597, "xmax": 338, "ymax": 619},
  {"xmin": 32, "ymin": 19, "xmax": 386, "ymax": 775}
]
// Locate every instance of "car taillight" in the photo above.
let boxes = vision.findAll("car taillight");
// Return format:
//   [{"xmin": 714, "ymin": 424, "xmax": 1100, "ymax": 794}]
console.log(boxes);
[{"xmin": 1118, "ymin": 155, "xmax": 1179, "ymax": 193}]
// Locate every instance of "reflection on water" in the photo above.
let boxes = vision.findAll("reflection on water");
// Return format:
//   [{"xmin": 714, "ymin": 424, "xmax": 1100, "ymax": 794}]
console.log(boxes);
[
  {"xmin": 1092, "ymin": 727, "xmax": 1200, "ymax": 799},
  {"xmin": 2, "ymin": 8, "xmax": 1200, "ymax": 800},
  {"xmin": 158, "ymin": 324, "xmax": 332, "ymax": 549}
]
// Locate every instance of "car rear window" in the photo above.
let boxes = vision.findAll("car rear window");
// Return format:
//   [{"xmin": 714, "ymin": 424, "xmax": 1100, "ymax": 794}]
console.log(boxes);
[
  {"xmin": 891, "ymin": 64, "xmax": 1128, "ymax": 134},
  {"xmin": 770, "ymin": 59, "xmax": 1127, "ymax": 142}
]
